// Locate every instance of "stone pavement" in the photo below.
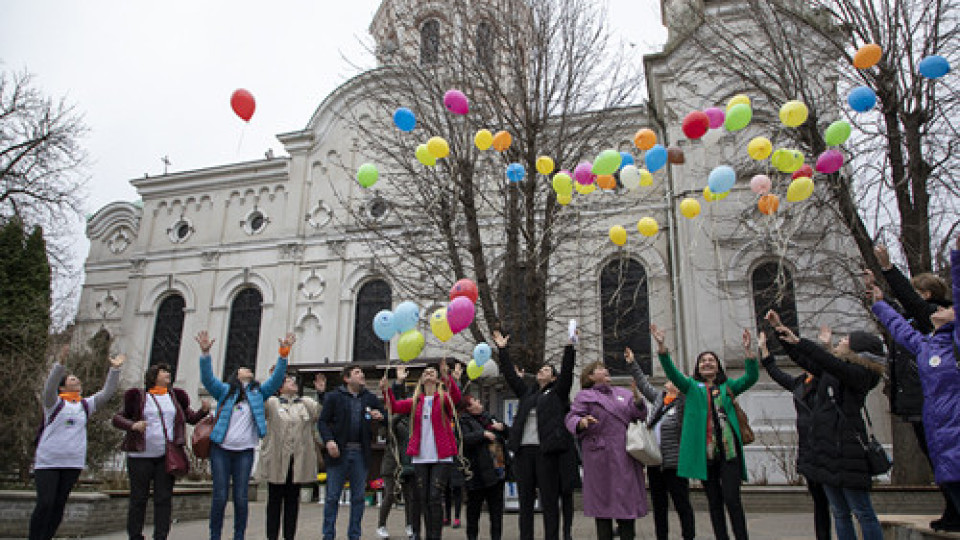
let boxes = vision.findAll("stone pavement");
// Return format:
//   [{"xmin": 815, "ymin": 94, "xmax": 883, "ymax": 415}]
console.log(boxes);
[{"xmin": 81, "ymin": 499, "xmax": 829, "ymax": 539}]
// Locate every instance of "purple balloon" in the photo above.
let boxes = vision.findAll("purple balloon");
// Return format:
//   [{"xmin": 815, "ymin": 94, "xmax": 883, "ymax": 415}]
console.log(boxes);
[
  {"xmin": 446, "ymin": 297, "xmax": 476, "ymax": 334},
  {"xmin": 704, "ymin": 107, "xmax": 726, "ymax": 129},
  {"xmin": 573, "ymin": 162, "xmax": 595, "ymax": 185},
  {"xmin": 815, "ymin": 149, "xmax": 844, "ymax": 174},
  {"xmin": 443, "ymin": 89, "xmax": 469, "ymax": 115}
]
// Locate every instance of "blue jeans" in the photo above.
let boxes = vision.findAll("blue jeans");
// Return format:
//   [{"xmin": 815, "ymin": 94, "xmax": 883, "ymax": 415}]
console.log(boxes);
[
  {"xmin": 323, "ymin": 447, "xmax": 368, "ymax": 540},
  {"xmin": 209, "ymin": 444, "xmax": 255, "ymax": 540},
  {"xmin": 822, "ymin": 485, "xmax": 882, "ymax": 540}
]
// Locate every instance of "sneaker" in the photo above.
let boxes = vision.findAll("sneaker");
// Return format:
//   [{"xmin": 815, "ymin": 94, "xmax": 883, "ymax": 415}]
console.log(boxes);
[
  {"xmin": 406, "ymin": 525, "xmax": 414, "ymax": 537},
  {"xmin": 376, "ymin": 526, "xmax": 390, "ymax": 538},
  {"xmin": 453, "ymin": 518, "xmax": 461, "ymax": 529}
]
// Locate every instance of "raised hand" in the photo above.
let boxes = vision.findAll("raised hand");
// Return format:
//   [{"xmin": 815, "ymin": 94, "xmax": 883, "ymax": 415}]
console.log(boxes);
[
  {"xmin": 195, "ymin": 331, "xmax": 215, "ymax": 354},
  {"xmin": 109, "ymin": 354, "xmax": 126, "ymax": 368},
  {"xmin": 452, "ymin": 361, "xmax": 464, "ymax": 380},
  {"xmin": 492, "ymin": 330, "xmax": 509, "ymax": 348},
  {"xmin": 764, "ymin": 310, "xmax": 783, "ymax": 328},
  {"xmin": 775, "ymin": 325, "xmax": 799, "ymax": 345},
  {"xmin": 758, "ymin": 332, "xmax": 769, "ymax": 356},
  {"xmin": 624, "ymin": 347, "xmax": 635, "ymax": 364},
  {"xmin": 868, "ymin": 284, "xmax": 884, "ymax": 304},
  {"xmin": 863, "ymin": 268, "xmax": 876, "ymax": 289},
  {"xmin": 741, "ymin": 329, "xmax": 752, "ymax": 352},
  {"xmin": 439, "ymin": 358, "xmax": 449, "ymax": 378},
  {"xmin": 279, "ymin": 333, "xmax": 297, "ymax": 349},
  {"xmin": 818, "ymin": 325, "xmax": 833, "ymax": 346},
  {"xmin": 874, "ymin": 245, "xmax": 892, "ymax": 270},
  {"xmin": 650, "ymin": 324, "xmax": 667, "ymax": 353}
]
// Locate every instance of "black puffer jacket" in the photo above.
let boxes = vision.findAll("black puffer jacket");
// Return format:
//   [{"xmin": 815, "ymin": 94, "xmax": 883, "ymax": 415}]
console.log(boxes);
[
  {"xmin": 499, "ymin": 345, "xmax": 576, "ymax": 455},
  {"xmin": 762, "ymin": 353, "xmax": 818, "ymax": 477},
  {"xmin": 781, "ymin": 338, "xmax": 883, "ymax": 490},
  {"xmin": 460, "ymin": 410, "xmax": 510, "ymax": 490}
]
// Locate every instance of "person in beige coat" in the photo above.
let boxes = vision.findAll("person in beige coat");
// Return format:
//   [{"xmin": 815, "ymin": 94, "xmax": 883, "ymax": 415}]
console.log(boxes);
[{"xmin": 260, "ymin": 373, "xmax": 323, "ymax": 540}]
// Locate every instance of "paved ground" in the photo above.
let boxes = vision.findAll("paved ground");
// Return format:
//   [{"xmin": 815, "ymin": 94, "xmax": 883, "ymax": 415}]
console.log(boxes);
[{"xmin": 81, "ymin": 499, "xmax": 830, "ymax": 539}]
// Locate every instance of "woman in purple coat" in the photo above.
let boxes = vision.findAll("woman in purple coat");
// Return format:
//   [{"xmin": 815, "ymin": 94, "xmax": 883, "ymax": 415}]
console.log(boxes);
[
  {"xmin": 870, "ymin": 236, "xmax": 960, "ymax": 508},
  {"xmin": 566, "ymin": 360, "xmax": 648, "ymax": 540}
]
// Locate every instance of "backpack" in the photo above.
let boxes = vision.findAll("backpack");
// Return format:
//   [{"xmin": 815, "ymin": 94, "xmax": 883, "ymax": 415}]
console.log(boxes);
[{"xmin": 34, "ymin": 398, "xmax": 90, "ymax": 447}]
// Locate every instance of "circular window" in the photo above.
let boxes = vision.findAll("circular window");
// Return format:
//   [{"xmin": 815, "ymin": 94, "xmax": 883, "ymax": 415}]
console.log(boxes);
[
  {"xmin": 167, "ymin": 218, "xmax": 193, "ymax": 243},
  {"xmin": 242, "ymin": 209, "xmax": 270, "ymax": 235},
  {"xmin": 366, "ymin": 196, "xmax": 389, "ymax": 221},
  {"xmin": 250, "ymin": 212, "xmax": 265, "ymax": 231},
  {"xmin": 176, "ymin": 223, "xmax": 190, "ymax": 239}
]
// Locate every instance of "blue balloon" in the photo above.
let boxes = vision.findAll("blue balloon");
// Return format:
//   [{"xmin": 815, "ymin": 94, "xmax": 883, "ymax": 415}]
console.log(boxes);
[
  {"xmin": 919, "ymin": 55, "xmax": 950, "ymax": 79},
  {"xmin": 707, "ymin": 165, "xmax": 736, "ymax": 194},
  {"xmin": 506, "ymin": 163, "xmax": 526, "ymax": 183},
  {"xmin": 393, "ymin": 301, "xmax": 420, "ymax": 333},
  {"xmin": 373, "ymin": 310, "xmax": 396, "ymax": 341},
  {"xmin": 644, "ymin": 144, "xmax": 667, "ymax": 173},
  {"xmin": 393, "ymin": 108, "xmax": 416, "ymax": 132},
  {"xmin": 618, "ymin": 151, "xmax": 635, "ymax": 171},
  {"xmin": 847, "ymin": 86, "xmax": 877, "ymax": 112},
  {"xmin": 473, "ymin": 343, "xmax": 492, "ymax": 366}
]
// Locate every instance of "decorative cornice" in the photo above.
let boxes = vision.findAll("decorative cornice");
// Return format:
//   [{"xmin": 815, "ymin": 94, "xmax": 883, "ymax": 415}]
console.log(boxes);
[
  {"xmin": 86, "ymin": 202, "xmax": 142, "ymax": 240},
  {"xmin": 131, "ymin": 158, "xmax": 289, "ymax": 198}
]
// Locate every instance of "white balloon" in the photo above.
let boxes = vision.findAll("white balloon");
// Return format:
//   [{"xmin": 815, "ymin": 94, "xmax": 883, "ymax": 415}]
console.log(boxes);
[
  {"xmin": 620, "ymin": 165, "xmax": 641, "ymax": 189},
  {"xmin": 480, "ymin": 360, "xmax": 499, "ymax": 378}
]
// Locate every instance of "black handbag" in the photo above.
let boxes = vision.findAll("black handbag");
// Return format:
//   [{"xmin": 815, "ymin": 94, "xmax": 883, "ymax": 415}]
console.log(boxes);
[{"xmin": 860, "ymin": 407, "xmax": 892, "ymax": 476}]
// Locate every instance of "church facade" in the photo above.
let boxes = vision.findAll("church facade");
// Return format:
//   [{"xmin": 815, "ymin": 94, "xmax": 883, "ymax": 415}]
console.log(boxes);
[{"xmin": 75, "ymin": 0, "xmax": 888, "ymax": 483}]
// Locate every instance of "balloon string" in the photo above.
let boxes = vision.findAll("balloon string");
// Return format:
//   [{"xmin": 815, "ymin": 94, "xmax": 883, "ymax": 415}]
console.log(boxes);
[{"xmin": 237, "ymin": 123, "xmax": 247, "ymax": 155}]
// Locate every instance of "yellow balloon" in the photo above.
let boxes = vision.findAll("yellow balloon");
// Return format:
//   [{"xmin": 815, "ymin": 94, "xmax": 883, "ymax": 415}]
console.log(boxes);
[
  {"xmin": 557, "ymin": 193, "xmax": 572, "ymax": 205},
  {"xmin": 466, "ymin": 360, "xmax": 483, "ymax": 380},
  {"xmin": 771, "ymin": 148, "xmax": 805, "ymax": 173},
  {"xmin": 552, "ymin": 172, "xmax": 573, "ymax": 196},
  {"xmin": 416, "ymin": 144, "xmax": 436, "ymax": 166},
  {"xmin": 679, "ymin": 198, "xmax": 701, "ymax": 218},
  {"xmin": 727, "ymin": 94, "xmax": 751, "ymax": 111},
  {"xmin": 779, "ymin": 100, "xmax": 809, "ymax": 127},
  {"xmin": 639, "ymin": 169, "xmax": 654, "ymax": 187},
  {"xmin": 609, "ymin": 225, "xmax": 627, "ymax": 246},
  {"xmin": 786, "ymin": 176, "xmax": 815, "ymax": 202},
  {"xmin": 575, "ymin": 181, "xmax": 596, "ymax": 195},
  {"xmin": 637, "ymin": 217, "xmax": 659, "ymax": 237},
  {"xmin": 703, "ymin": 186, "xmax": 729, "ymax": 202},
  {"xmin": 474, "ymin": 129, "xmax": 493, "ymax": 151},
  {"xmin": 536, "ymin": 156, "xmax": 555, "ymax": 176},
  {"xmin": 747, "ymin": 137, "xmax": 773, "ymax": 160},
  {"xmin": 427, "ymin": 136, "xmax": 450, "ymax": 159},
  {"xmin": 429, "ymin": 308, "xmax": 453, "ymax": 343}
]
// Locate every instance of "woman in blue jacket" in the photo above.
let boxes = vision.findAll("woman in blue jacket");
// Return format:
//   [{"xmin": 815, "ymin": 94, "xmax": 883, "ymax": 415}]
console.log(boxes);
[{"xmin": 196, "ymin": 330, "xmax": 295, "ymax": 540}]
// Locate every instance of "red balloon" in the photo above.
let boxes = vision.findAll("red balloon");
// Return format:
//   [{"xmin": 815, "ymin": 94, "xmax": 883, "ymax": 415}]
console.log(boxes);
[
  {"xmin": 230, "ymin": 89, "xmax": 256, "ymax": 122},
  {"xmin": 449, "ymin": 278, "xmax": 479, "ymax": 304},
  {"xmin": 682, "ymin": 111, "xmax": 710, "ymax": 140},
  {"xmin": 791, "ymin": 164, "xmax": 814, "ymax": 180}
]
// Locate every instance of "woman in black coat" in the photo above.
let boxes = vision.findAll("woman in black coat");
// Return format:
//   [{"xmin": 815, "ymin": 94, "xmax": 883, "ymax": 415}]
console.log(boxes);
[
  {"xmin": 458, "ymin": 395, "xmax": 510, "ymax": 540},
  {"xmin": 493, "ymin": 330, "xmax": 579, "ymax": 540}
]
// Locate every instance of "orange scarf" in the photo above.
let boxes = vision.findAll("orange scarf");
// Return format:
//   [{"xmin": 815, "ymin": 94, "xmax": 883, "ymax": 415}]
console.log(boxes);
[
  {"xmin": 804, "ymin": 374, "xmax": 814, "ymax": 385},
  {"xmin": 58, "ymin": 392, "xmax": 81, "ymax": 403},
  {"xmin": 664, "ymin": 393, "xmax": 677, "ymax": 406},
  {"xmin": 148, "ymin": 386, "xmax": 168, "ymax": 395}
]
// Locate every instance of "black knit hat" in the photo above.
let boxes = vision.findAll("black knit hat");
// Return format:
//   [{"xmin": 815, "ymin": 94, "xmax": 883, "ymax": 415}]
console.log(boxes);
[{"xmin": 848, "ymin": 331, "xmax": 884, "ymax": 356}]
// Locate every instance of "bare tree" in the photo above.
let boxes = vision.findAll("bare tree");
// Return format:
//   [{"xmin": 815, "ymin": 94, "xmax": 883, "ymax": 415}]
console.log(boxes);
[{"xmin": 329, "ymin": 0, "xmax": 654, "ymax": 371}]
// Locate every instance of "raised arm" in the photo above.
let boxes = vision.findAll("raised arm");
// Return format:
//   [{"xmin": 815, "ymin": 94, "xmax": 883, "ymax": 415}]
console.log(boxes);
[
  {"xmin": 876, "ymin": 245, "xmax": 937, "ymax": 333},
  {"xmin": 90, "ymin": 354, "xmax": 124, "ymax": 411},
  {"xmin": 651, "ymin": 324, "xmax": 693, "ymax": 394},
  {"xmin": 384, "ymin": 387, "xmax": 414, "ymax": 415},
  {"xmin": 952, "ymin": 245, "xmax": 960, "ymax": 348},
  {"xmin": 42, "ymin": 362, "xmax": 67, "ymax": 409},
  {"xmin": 555, "ymin": 343, "xmax": 576, "ymax": 400},
  {"xmin": 197, "ymin": 331, "xmax": 228, "ymax": 400},
  {"xmin": 728, "ymin": 330, "xmax": 759, "ymax": 395},
  {"xmin": 872, "ymin": 299, "xmax": 924, "ymax": 357},
  {"xmin": 759, "ymin": 331, "xmax": 798, "ymax": 391},
  {"xmin": 260, "ymin": 334, "xmax": 295, "ymax": 397},
  {"xmin": 625, "ymin": 347, "xmax": 659, "ymax": 403},
  {"xmin": 494, "ymin": 331, "xmax": 527, "ymax": 398},
  {"xmin": 795, "ymin": 338, "xmax": 875, "ymax": 392}
]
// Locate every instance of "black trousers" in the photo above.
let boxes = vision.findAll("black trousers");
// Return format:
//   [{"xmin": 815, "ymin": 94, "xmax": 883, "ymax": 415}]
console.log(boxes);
[
  {"xmin": 444, "ymin": 484, "xmax": 462, "ymax": 521},
  {"xmin": 516, "ymin": 446, "xmax": 562, "ymax": 540},
  {"xmin": 266, "ymin": 461, "xmax": 300, "ymax": 540},
  {"xmin": 804, "ymin": 476, "xmax": 831, "ymax": 540},
  {"xmin": 414, "ymin": 463, "xmax": 451, "ymax": 540},
  {"xmin": 914, "ymin": 420, "xmax": 960, "ymax": 523},
  {"xmin": 648, "ymin": 465, "xmax": 696, "ymax": 540},
  {"xmin": 127, "ymin": 456, "xmax": 176, "ymax": 540},
  {"xmin": 466, "ymin": 482, "xmax": 504, "ymax": 540},
  {"xmin": 29, "ymin": 468, "xmax": 82, "ymax": 540},
  {"xmin": 704, "ymin": 457, "xmax": 749, "ymax": 540},
  {"xmin": 596, "ymin": 518, "xmax": 635, "ymax": 540}
]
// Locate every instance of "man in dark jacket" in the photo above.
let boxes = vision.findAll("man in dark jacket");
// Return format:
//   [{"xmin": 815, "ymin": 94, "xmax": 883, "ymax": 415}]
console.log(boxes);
[
  {"xmin": 493, "ymin": 330, "xmax": 579, "ymax": 540},
  {"xmin": 459, "ymin": 395, "xmax": 510, "ymax": 540},
  {"xmin": 317, "ymin": 365, "xmax": 386, "ymax": 540}
]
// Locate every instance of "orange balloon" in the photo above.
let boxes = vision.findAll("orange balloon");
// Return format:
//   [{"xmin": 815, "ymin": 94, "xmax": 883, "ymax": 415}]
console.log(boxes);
[
  {"xmin": 633, "ymin": 128, "xmax": 657, "ymax": 151},
  {"xmin": 853, "ymin": 44, "xmax": 882, "ymax": 69},
  {"xmin": 757, "ymin": 194, "xmax": 780, "ymax": 215},
  {"xmin": 596, "ymin": 174, "xmax": 617, "ymax": 190},
  {"xmin": 492, "ymin": 130, "xmax": 512, "ymax": 152}
]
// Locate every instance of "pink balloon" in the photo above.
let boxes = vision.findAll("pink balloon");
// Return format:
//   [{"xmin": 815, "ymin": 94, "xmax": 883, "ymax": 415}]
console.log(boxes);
[
  {"xmin": 573, "ymin": 162, "xmax": 595, "ymax": 185},
  {"xmin": 815, "ymin": 149, "xmax": 844, "ymax": 174},
  {"xmin": 750, "ymin": 174, "xmax": 772, "ymax": 195},
  {"xmin": 446, "ymin": 297, "xmax": 476, "ymax": 334},
  {"xmin": 704, "ymin": 107, "xmax": 726, "ymax": 129},
  {"xmin": 443, "ymin": 89, "xmax": 469, "ymax": 115}
]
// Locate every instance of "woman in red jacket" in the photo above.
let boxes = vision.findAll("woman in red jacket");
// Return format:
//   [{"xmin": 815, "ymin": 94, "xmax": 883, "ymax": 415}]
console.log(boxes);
[
  {"xmin": 113, "ymin": 363, "xmax": 209, "ymax": 540},
  {"xmin": 381, "ymin": 359, "xmax": 462, "ymax": 540}
]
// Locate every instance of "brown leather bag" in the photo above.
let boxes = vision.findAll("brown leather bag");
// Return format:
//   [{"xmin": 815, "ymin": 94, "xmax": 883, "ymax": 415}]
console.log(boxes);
[
  {"xmin": 191, "ymin": 402, "xmax": 222, "ymax": 459},
  {"xmin": 727, "ymin": 388, "xmax": 754, "ymax": 445}
]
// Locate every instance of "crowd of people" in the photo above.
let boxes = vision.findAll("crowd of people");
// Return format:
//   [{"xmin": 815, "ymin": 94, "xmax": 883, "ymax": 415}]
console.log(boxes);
[{"xmin": 27, "ymin": 237, "xmax": 959, "ymax": 539}]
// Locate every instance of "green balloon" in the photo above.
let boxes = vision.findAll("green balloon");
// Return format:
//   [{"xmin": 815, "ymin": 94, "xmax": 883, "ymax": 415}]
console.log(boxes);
[
  {"xmin": 466, "ymin": 360, "xmax": 483, "ymax": 380},
  {"xmin": 824, "ymin": 120, "xmax": 852, "ymax": 146},
  {"xmin": 552, "ymin": 173, "xmax": 573, "ymax": 196},
  {"xmin": 724, "ymin": 103, "xmax": 753, "ymax": 131},
  {"xmin": 592, "ymin": 149, "xmax": 622, "ymax": 176},
  {"xmin": 357, "ymin": 163, "xmax": 379, "ymax": 188},
  {"xmin": 397, "ymin": 329, "xmax": 425, "ymax": 362},
  {"xmin": 416, "ymin": 144, "xmax": 437, "ymax": 167}
]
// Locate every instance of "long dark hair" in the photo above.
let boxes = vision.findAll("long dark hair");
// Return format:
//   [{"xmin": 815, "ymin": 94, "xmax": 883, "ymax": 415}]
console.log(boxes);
[
  {"xmin": 225, "ymin": 369, "xmax": 260, "ymax": 403},
  {"xmin": 693, "ymin": 351, "xmax": 728, "ymax": 384}
]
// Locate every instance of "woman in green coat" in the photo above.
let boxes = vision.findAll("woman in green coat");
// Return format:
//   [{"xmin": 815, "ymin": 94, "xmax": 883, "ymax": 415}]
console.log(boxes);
[{"xmin": 651, "ymin": 324, "xmax": 759, "ymax": 540}]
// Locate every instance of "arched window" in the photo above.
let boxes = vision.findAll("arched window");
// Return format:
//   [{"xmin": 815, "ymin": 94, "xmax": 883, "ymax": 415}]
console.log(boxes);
[
  {"xmin": 223, "ymin": 288, "xmax": 263, "ymax": 379},
  {"xmin": 476, "ymin": 21, "xmax": 494, "ymax": 68},
  {"xmin": 601, "ymin": 258, "xmax": 650, "ymax": 375},
  {"xmin": 353, "ymin": 279, "xmax": 392, "ymax": 362},
  {"xmin": 148, "ymin": 294, "xmax": 186, "ymax": 379},
  {"xmin": 752, "ymin": 261, "xmax": 799, "ymax": 353},
  {"xmin": 420, "ymin": 19, "xmax": 440, "ymax": 65}
]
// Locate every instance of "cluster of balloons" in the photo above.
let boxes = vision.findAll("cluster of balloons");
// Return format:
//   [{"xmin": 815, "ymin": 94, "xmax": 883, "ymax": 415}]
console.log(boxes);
[
  {"xmin": 608, "ymin": 216, "xmax": 661, "ymax": 246},
  {"xmin": 466, "ymin": 342, "xmax": 499, "ymax": 380},
  {"xmin": 373, "ymin": 301, "xmax": 425, "ymax": 362},
  {"xmin": 429, "ymin": 278, "xmax": 479, "ymax": 343},
  {"xmin": 474, "ymin": 129, "xmax": 512, "ymax": 152}
]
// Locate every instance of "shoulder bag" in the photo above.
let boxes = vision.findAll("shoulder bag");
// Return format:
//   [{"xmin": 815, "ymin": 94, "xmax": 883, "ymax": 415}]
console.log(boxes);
[
  {"xmin": 151, "ymin": 394, "xmax": 189, "ymax": 477},
  {"xmin": 626, "ymin": 419, "xmax": 662, "ymax": 466},
  {"xmin": 727, "ymin": 387, "xmax": 755, "ymax": 445},
  {"xmin": 191, "ymin": 400, "xmax": 223, "ymax": 459}
]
